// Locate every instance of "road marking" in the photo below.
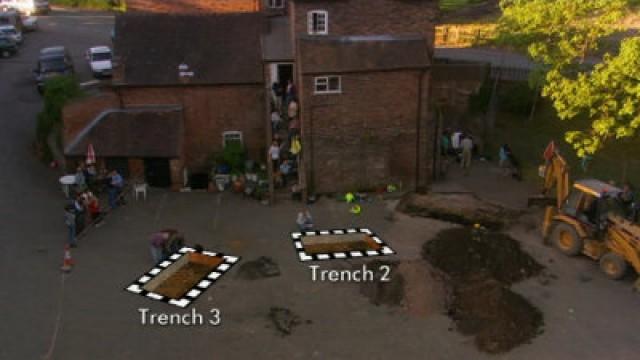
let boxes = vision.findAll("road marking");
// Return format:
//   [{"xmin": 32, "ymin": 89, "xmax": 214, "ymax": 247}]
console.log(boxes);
[{"xmin": 42, "ymin": 273, "xmax": 67, "ymax": 360}]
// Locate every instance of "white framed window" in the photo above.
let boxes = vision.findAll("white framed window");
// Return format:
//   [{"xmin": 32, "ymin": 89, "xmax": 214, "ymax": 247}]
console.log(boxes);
[
  {"xmin": 307, "ymin": 10, "xmax": 328, "ymax": 35},
  {"xmin": 314, "ymin": 76, "xmax": 341, "ymax": 94},
  {"xmin": 268, "ymin": 0, "xmax": 285, "ymax": 9},
  {"xmin": 222, "ymin": 131, "xmax": 243, "ymax": 148}
]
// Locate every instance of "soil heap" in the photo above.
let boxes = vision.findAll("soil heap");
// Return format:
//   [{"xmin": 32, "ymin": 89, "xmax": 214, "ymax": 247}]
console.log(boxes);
[{"xmin": 423, "ymin": 228, "xmax": 544, "ymax": 354}]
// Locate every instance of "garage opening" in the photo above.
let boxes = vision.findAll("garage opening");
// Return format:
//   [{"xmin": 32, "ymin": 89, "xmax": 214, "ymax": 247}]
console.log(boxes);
[{"xmin": 144, "ymin": 158, "xmax": 171, "ymax": 188}]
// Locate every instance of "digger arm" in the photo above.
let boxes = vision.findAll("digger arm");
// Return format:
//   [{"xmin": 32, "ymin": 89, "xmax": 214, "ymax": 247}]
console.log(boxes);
[{"xmin": 542, "ymin": 153, "xmax": 570, "ymax": 209}]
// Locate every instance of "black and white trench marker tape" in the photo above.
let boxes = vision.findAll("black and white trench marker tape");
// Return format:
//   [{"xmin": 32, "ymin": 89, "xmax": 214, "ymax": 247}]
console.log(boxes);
[
  {"xmin": 290, "ymin": 228, "xmax": 395, "ymax": 262},
  {"xmin": 125, "ymin": 247, "xmax": 240, "ymax": 308}
]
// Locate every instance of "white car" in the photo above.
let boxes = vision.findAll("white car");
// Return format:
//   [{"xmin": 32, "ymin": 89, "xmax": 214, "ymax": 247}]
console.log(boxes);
[
  {"xmin": 0, "ymin": 0, "xmax": 49, "ymax": 16},
  {"xmin": 0, "ymin": 24, "xmax": 21, "ymax": 44},
  {"xmin": 85, "ymin": 46, "xmax": 112, "ymax": 78},
  {"xmin": 21, "ymin": 15, "xmax": 37, "ymax": 31}
]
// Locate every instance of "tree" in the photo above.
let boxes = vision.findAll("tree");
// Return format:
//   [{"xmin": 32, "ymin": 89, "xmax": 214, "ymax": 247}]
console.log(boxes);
[{"xmin": 497, "ymin": 0, "xmax": 639, "ymax": 156}]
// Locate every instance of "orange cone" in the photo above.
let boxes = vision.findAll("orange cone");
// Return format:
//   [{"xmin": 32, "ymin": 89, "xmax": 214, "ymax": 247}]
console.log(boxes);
[{"xmin": 61, "ymin": 245, "xmax": 74, "ymax": 273}]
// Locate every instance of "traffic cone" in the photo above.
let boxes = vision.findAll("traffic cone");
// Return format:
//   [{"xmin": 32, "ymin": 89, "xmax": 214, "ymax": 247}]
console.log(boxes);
[{"xmin": 61, "ymin": 245, "xmax": 74, "ymax": 273}]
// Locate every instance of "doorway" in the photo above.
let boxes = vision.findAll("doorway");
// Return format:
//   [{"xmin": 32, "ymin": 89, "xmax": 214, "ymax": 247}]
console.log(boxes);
[{"xmin": 144, "ymin": 158, "xmax": 172, "ymax": 188}]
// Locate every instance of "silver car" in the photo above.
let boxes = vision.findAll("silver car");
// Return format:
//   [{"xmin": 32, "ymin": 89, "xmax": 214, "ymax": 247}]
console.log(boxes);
[{"xmin": 0, "ymin": 24, "xmax": 21, "ymax": 44}]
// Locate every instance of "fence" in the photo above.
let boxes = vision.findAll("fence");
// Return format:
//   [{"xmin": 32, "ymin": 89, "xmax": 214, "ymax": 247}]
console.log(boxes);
[{"xmin": 435, "ymin": 24, "xmax": 497, "ymax": 48}]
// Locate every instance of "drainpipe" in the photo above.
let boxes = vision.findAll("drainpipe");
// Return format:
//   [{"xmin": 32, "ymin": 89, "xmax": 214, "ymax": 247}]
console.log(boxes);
[{"xmin": 415, "ymin": 68, "xmax": 426, "ymax": 191}]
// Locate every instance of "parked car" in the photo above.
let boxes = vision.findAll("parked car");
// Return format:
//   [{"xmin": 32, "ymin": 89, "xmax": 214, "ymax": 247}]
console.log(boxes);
[
  {"xmin": 34, "ymin": 46, "xmax": 74, "ymax": 93},
  {"xmin": 0, "ymin": 35, "xmax": 17, "ymax": 58},
  {"xmin": 0, "ymin": 9, "xmax": 23, "ymax": 32},
  {"xmin": 85, "ymin": 46, "xmax": 112, "ymax": 78},
  {"xmin": 21, "ymin": 15, "xmax": 36, "ymax": 31},
  {"xmin": 0, "ymin": 0, "xmax": 49, "ymax": 16},
  {"xmin": 0, "ymin": 24, "xmax": 21, "ymax": 44}
]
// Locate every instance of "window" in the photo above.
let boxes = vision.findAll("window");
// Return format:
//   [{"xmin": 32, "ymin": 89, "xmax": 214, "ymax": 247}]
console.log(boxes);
[
  {"xmin": 314, "ymin": 76, "xmax": 341, "ymax": 94},
  {"xmin": 268, "ymin": 0, "xmax": 285, "ymax": 9},
  {"xmin": 222, "ymin": 131, "xmax": 243, "ymax": 148},
  {"xmin": 307, "ymin": 10, "xmax": 328, "ymax": 35}
]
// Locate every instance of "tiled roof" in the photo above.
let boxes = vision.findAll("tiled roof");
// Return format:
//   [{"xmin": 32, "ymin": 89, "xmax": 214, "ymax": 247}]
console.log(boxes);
[
  {"xmin": 114, "ymin": 13, "xmax": 265, "ymax": 86},
  {"xmin": 64, "ymin": 107, "xmax": 183, "ymax": 158}
]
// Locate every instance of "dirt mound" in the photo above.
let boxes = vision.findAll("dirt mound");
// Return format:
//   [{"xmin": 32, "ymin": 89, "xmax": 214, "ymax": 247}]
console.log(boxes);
[
  {"xmin": 423, "ymin": 228, "xmax": 544, "ymax": 354},
  {"xmin": 450, "ymin": 276, "xmax": 544, "ymax": 353},
  {"xmin": 399, "ymin": 192, "xmax": 518, "ymax": 230},
  {"xmin": 268, "ymin": 307, "xmax": 310, "ymax": 336},
  {"xmin": 422, "ymin": 228, "xmax": 543, "ymax": 284},
  {"xmin": 237, "ymin": 257, "xmax": 280, "ymax": 280}
]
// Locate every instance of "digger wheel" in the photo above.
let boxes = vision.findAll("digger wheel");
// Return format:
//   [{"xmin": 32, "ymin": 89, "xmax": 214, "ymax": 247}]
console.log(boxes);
[
  {"xmin": 550, "ymin": 223, "xmax": 583, "ymax": 256},
  {"xmin": 599, "ymin": 253, "xmax": 627, "ymax": 280}
]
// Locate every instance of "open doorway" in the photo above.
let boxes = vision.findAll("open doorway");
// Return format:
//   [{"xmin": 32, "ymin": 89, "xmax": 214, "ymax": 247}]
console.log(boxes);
[{"xmin": 144, "ymin": 158, "xmax": 172, "ymax": 188}]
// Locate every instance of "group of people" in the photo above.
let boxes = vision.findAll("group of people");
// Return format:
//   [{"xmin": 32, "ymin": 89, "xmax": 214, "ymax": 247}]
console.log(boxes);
[
  {"xmin": 270, "ymin": 79, "xmax": 302, "ymax": 192},
  {"xmin": 441, "ymin": 129, "xmax": 475, "ymax": 172},
  {"xmin": 63, "ymin": 162, "xmax": 126, "ymax": 247}
]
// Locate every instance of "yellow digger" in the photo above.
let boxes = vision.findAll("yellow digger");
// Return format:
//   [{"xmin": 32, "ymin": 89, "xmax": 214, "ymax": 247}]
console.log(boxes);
[{"xmin": 540, "ymin": 151, "xmax": 640, "ymax": 285}]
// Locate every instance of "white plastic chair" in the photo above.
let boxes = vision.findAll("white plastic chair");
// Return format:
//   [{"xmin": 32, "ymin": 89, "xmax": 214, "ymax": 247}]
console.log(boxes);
[{"xmin": 133, "ymin": 183, "xmax": 148, "ymax": 200}]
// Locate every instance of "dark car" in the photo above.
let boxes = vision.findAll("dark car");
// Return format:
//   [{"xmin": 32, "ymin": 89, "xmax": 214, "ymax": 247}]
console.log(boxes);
[
  {"xmin": 0, "ymin": 35, "xmax": 17, "ymax": 58},
  {"xmin": 34, "ymin": 46, "xmax": 74, "ymax": 93}
]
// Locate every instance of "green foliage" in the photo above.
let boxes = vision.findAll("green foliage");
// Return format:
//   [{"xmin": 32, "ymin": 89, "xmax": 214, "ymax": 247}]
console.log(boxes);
[
  {"xmin": 544, "ymin": 37, "xmax": 640, "ymax": 157},
  {"xmin": 36, "ymin": 76, "xmax": 82, "ymax": 160},
  {"xmin": 221, "ymin": 141, "xmax": 246, "ymax": 173},
  {"xmin": 440, "ymin": 0, "xmax": 487, "ymax": 11},
  {"xmin": 497, "ymin": 0, "xmax": 638, "ymax": 156},
  {"xmin": 498, "ymin": 0, "xmax": 627, "ymax": 67},
  {"xmin": 50, "ymin": 0, "xmax": 126, "ymax": 11}
]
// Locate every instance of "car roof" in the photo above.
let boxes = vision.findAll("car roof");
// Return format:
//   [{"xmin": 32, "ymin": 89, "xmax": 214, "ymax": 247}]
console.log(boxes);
[
  {"xmin": 89, "ymin": 46, "xmax": 111, "ymax": 53},
  {"xmin": 574, "ymin": 179, "xmax": 622, "ymax": 198},
  {"xmin": 40, "ymin": 46, "xmax": 66, "ymax": 56}
]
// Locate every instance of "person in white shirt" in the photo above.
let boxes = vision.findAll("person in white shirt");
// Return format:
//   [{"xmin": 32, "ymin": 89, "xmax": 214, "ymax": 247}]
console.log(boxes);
[
  {"xmin": 271, "ymin": 110, "xmax": 282, "ymax": 132},
  {"xmin": 269, "ymin": 140, "xmax": 280, "ymax": 170},
  {"xmin": 451, "ymin": 131, "xmax": 463, "ymax": 151},
  {"xmin": 460, "ymin": 135, "xmax": 474, "ymax": 172}
]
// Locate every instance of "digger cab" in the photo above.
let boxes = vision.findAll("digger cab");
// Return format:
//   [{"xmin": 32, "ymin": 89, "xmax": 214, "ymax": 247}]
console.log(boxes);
[{"xmin": 562, "ymin": 179, "xmax": 624, "ymax": 228}]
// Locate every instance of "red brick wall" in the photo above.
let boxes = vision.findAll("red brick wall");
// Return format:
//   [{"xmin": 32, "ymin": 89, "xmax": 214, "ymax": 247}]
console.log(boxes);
[
  {"xmin": 62, "ymin": 91, "xmax": 120, "ymax": 149},
  {"xmin": 119, "ymin": 85, "xmax": 266, "ymax": 172},
  {"xmin": 290, "ymin": 0, "xmax": 438, "ymax": 45},
  {"xmin": 126, "ymin": 0, "xmax": 261, "ymax": 13},
  {"xmin": 299, "ymin": 70, "xmax": 433, "ymax": 193}
]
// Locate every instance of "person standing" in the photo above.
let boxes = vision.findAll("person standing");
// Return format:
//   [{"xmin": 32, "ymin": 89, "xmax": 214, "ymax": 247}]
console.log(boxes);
[
  {"xmin": 108, "ymin": 170, "xmax": 124, "ymax": 209},
  {"xmin": 149, "ymin": 231, "xmax": 169, "ymax": 264},
  {"xmin": 451, "ymin": 131, "xmax": 463, "ymax": 152},
  {"xmin": 286, "ymin": 80, "xmax": 297, "ymax": 105},
  {"xmin": 499, "ymin": 144, "xmax": 512, "ymax": 176},
  {"xmin": 460, "ymin": 135, "xmax": 474, "ymax": 172},
  {"xmin": 73, "ymin": 193, "xmax": 86, "ymax": 235},
  {"xmin": 271, "ymin": 81, "xmax": 282, "ymax": 111},
  {"xmin": 64, "ymin": 205, "xmax": 77, "ymax": 247},
  {"xmin": 269, "ymin": 141, "xmax": 281, "ymax": 171},
  {"xmin": 87, "ymin": 192, "xmax": 103, "ymax": 226},
  {"xmin": 288, "ymin": 98, "xmax": 298, "ymax": 121},
  {"xmin": 271, "ymin": 109, "xmax": 282, "ymax": 132},
  {"xmin": 296, "ymin": 209, "xmax": 313, "ymax": 231}
]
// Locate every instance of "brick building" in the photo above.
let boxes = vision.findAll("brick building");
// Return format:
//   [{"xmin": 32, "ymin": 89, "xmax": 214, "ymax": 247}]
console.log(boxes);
[{"xmin": 63, "ymin": 0, "xmax": 439, "ymax": 194}]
